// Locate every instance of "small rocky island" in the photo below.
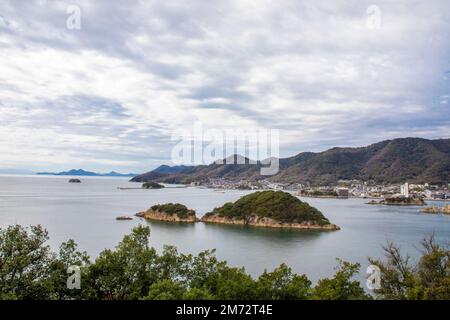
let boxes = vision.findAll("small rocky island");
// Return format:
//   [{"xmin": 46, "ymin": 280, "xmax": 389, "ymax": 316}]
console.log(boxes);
[
  {"xmin": 422, "ymin": 204, "xmax": 450, "ymax": 214},
  {"xmin": 142, "ymin": 182, "xmax": 164, "ymax": 189},
  {"xmin": 201, "ymin": 191, "xmax": 340, "ymax": 231},
  {"xmin": 136, "ymin": 203, "xmax": 197, "ymax": 223},
  {"xmin": 116, "ymin": 216, "xmax": 133, "ymax": 220},
  {"xmin": 68, "ymin": 178, "xmax": 81, "ymax": 183},
  {"xmin": 367, "ymin": 196, "xmax": 425, "ymax": 206}
]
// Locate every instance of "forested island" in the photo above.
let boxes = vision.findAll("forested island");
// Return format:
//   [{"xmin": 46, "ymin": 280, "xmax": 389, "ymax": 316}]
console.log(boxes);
[
  {"xmin": 136, "ymin": 203, "xmax": 197, "ymax": 222},
  {"xmin": 367, "ymin": 196, "xmax": 425, "ymax": 206},
  {"xmin": 142, "ymin": 182, "xmax": 165, "ymax": 189},
  {"xmin": 201, "ymin": 191, "xmax": 339, "ymax": 230}
]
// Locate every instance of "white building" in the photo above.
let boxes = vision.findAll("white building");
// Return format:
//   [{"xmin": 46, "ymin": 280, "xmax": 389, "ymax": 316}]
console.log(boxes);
[{"xmin": 400, "ymin": 182, "xmax": 409, "ymax": 198}]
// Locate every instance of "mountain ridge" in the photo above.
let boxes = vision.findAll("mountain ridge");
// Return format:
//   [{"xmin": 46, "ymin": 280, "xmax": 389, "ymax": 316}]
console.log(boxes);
[{"xmin": 131, "ymin": 137, "xmax": 450, "ymax": 185}]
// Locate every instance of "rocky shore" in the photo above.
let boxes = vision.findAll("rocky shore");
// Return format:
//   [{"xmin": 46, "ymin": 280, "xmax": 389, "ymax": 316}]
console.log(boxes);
[
  {"xmin": 201, "ymin": 214, "xmax": 340, "ymax": 231},
  {"xmin": 201, "ymin": 191, "xmax": 339, "ymax": 231},
  {"xmin": 136, "ymin": 203, "xmax": 198, "ymax": 223},
  {"xmin": 116, "ymin": 216, "xmax": 133, "ymax": 220},
  {"xmin": 133, "ymin": 192, "xmax": 339, "ymax": 230},
  {"xmin": 421, "ymin": 204, "xmax": 450, "ymax": 214}
]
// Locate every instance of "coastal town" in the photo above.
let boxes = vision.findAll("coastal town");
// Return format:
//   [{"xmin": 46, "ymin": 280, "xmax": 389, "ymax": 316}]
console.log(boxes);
[{"xmin": 194, "ymin": 178, "xmax": 450, "ymax": 201}]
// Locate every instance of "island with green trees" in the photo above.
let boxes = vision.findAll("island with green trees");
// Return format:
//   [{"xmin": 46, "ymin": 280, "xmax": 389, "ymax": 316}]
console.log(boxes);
[
  {"xmin": 367, "ymin": 196, "xmax": 425, "ymax": 206},
  {"xmin": 201, "ymin": 191, "xmax": 339, "ymax": 231},
  {"xmin": 136, "ymin": 203, "xmax": 198, "ymax": 223},
  {"xmin": 142, "ymin": 182, "xmax": 165, "ymax": 189}
]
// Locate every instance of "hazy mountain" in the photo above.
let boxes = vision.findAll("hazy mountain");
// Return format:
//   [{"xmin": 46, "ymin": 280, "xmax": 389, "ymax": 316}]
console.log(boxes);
[
  {"xmin": 37, "ymin": 169, "xmax": 138, "ymax": 177},
  {"xmin": 102, "ymin": 171, "xmax": 139, "ymax": 177},
  {"xmin": 131, "ymin": 155, "xmax": 262, "ymax": 183},
  {"xmin": 131, "ymin": 138, "xmax": 450, "ymax": 185}
]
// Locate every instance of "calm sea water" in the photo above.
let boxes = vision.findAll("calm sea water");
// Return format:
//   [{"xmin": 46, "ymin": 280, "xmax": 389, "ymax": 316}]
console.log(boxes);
[{"xmin": 1, "ymin": 175, "xmax": 449, "ymax": 284}]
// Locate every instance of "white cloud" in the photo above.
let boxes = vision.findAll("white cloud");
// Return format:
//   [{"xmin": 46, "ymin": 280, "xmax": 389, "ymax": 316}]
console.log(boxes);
[{"xmin": 0, "ymin": 0, "xmax": 449, "ymax": 171}]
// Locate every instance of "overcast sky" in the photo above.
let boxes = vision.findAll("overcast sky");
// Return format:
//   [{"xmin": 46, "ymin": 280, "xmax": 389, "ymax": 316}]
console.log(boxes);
[{"xmin": 0, "ymin": 0, "xmax": 449, "ymax": 173}]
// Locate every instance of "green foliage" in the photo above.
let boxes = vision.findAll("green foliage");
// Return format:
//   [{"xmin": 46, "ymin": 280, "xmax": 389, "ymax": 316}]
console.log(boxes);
[
  {"xmin": 205, "ymin": 191, "xmax": 330, "ymax": 225},
  {"xmin": 182, "ymin": 287, "xmax": 214, "ymax": 300},
  {"xmin": 151, "ymin": 203, "xmax": 195, "ymax": 218},
  {"xmin": 369, "ymin": 235, "xmax": 450, "ymax": 300},
  {"xmin": 256, "ymin": 264, "xmax": 312, "ymax": 299},
  {"xmin": 144, "ymin": 279, "xmax": 186, "ymax": 300},
  {"xmin": 83, "ymin": 225, "xmax": 158, "ymax": 300},
  {"xmin": 45, "ymin": 239, "xmax": 90, "ymax": 300},
  {"xmin": 2, "ymin": 224, "xmax": 448, "ymax": 300},
  {"xmin": 142, "ymin": 182, "xmax": 164, "ymax": 189},
  {"xmin": 302, "ymin": 189, "xmax": 339, "ymax": 197},
  {"xmin": 310, "ymin": 260, "xmax": 371, "ymax": 300},
  {"xmin": 0, "ymin": 225, "xmax": 52, "ymax": 299},
  {"xmin": 0, "ymin": 225, "xmax": 89, "ymax": 300}
]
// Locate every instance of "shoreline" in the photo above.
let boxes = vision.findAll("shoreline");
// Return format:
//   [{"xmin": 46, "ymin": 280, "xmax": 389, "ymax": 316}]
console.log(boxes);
[
  {"xmin": 136, "ymin": 209, "xmax": 198, "ymax": 223},
  {"xmin": 201, "ymin": 215, "xmax": 340, "ymax": 231},
  {"xmin": 298, "ymin": 194, "xmax": 349, "ymax": 199}
]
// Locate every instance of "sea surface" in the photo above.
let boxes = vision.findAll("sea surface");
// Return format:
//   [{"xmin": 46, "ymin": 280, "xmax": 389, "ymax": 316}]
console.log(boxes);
[{"xmin": 1, "ymin": 174, "xmax": 449, "ymax": 284}]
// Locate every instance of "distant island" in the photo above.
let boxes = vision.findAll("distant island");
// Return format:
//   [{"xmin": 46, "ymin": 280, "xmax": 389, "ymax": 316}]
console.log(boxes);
[
  {"xmin": 201, "ymin": 191, "xmax": 339, "ymax": 231},
  {"xmin": 142, "ymin": 182, "xmax": 165, "ymax": 189},
  {"xmin": 136, "ymin": 203, "xmax": 197, "ymax": 223},
  {"xmin": 130, "ymin": 138, "xmax": 450, "ymax": 186},
  {"xmin": 37, "ymin": 169, "xmax": 138, "ymax": 177},
  {"xmin": 367, "ymin": 196, "xmax": 426, "ymax": 206}
]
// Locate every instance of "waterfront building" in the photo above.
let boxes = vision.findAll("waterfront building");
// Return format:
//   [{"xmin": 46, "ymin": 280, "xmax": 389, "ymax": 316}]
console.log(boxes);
[{"xmin": 400, "ymin": 182, "xmax": 410, "ymax": 198}]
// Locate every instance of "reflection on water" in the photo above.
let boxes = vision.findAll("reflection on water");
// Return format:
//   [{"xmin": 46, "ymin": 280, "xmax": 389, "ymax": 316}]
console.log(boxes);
[{"xmin": 0, "ymin": 174, "xmax": 449, "ymax": 284}]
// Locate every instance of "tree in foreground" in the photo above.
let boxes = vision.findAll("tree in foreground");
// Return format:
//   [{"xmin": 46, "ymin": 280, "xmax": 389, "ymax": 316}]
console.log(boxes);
[
  {"xmin": 1, "ymin": 224, "xmax": 448, "ymax": 300},
  {"xmin": 369, "ymin": 235, "xmax": 450, "ymax": 300}
]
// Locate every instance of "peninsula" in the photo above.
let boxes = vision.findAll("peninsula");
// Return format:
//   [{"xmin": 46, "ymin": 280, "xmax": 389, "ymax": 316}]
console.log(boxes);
[
  {"xmin": 201, "ymin": 191, "xmax": 339, "ymax": 231},
  {"xmin": 136, "ymin": 203, "xmax": 198, "ymax": 223}
]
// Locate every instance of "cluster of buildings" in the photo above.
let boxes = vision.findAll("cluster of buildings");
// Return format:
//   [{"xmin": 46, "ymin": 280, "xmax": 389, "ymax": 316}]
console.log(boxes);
[
  {"xmin": 196, "ymin": 178, "xmax": 449, "ymax": 200},
  {"xmin": 328, "ymin": 181, "xmax": 449, "ymax": 200},
  {"xmin": 351, "ymin": 182, "xmax": 450, "ymax": 200}
]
